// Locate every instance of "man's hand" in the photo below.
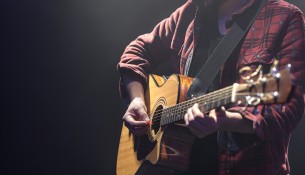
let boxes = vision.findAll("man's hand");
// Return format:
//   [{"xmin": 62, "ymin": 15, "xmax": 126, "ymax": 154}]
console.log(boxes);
[
  {"xmin": 184, "ymin": 103, "xmax": 253, "ymax": 138},
  {"xmin": 122, "ymin": 97, "xmax": 149, "ymax": 136},
  {"xmin": 184, "ymin": 103, "xmax": 220, "ymax": 138}
]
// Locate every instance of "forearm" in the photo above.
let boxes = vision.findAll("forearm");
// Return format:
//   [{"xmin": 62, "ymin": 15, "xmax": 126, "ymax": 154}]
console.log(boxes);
[{"xmin": 122, "ymin": 72, "xmax": 145, "ymax": 101}]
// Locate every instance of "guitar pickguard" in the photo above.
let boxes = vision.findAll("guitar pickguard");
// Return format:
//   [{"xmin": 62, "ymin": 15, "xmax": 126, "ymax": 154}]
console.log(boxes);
[{"xmin": 137, "ymin": 135, "xmax": 157, "ymax": 160}]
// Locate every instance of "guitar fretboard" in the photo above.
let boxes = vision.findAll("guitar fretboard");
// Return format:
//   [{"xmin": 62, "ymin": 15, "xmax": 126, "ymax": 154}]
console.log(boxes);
[{"xmin": 159, "ymin": 86, "xmax": 233, "ymax": 126}]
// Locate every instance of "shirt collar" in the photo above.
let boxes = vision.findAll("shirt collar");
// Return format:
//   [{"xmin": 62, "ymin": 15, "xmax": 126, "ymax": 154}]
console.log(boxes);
[
  {"xmin": 188, "ymin": 0, "xmax": 257, "ymax": 17},
  {"xmin": 232, "ymin": 0, "xmax": 257, "ymax": 19}
]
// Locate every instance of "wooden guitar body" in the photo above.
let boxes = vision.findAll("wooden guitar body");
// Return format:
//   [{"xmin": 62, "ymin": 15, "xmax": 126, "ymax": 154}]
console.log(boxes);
[{"xmin": 116, "ymin": 74, "xmax": 195, "ymax": 175}]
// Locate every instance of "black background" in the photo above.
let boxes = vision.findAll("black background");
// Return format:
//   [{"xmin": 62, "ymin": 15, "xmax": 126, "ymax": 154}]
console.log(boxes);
[{"xmin": 1, "ymin": 0, "xmax": 305, "ymax": 175}]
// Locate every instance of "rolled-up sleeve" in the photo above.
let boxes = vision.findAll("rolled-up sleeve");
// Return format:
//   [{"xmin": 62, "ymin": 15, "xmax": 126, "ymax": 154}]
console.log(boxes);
[{"xmin": 116, "ymin": 7, "xmax": 183, "ymax": 101}]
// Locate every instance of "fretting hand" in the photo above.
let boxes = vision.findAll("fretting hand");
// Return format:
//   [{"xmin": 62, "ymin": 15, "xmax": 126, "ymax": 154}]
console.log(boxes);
[{"xmin": 184, "ymin": 103, "xmax": 245, "ymax": 138}]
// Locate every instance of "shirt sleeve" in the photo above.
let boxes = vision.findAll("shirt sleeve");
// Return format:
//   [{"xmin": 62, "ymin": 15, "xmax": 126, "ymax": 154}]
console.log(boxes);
[
  {"xmin": 230, "ymin": 8, "xmax": 305, "ymax": 140},
  {"xmin": 116, "ymin": 6, "xmax": 184, "ymax": 103}
]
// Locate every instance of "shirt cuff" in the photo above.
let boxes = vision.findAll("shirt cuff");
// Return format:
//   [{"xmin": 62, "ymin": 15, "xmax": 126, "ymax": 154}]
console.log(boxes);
[
  {"xmin": 228, "ymin": 106, "xmax": 268, "ymax": 140},
  {"xmin": 118, "ymin": 67, "xmax": 148, "ymax": 106}
]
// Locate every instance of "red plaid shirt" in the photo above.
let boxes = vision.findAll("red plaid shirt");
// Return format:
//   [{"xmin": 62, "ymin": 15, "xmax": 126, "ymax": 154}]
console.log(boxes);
[{"xmin": 117, "ymin": 0, "xmax": 305, "ymax": 174}]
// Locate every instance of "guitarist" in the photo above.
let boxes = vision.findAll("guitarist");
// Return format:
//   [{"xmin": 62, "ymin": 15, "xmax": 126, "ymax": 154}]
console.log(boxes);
[{"xmin": 117, "ymin": 0, "xmax": 305, "ymax": 174}]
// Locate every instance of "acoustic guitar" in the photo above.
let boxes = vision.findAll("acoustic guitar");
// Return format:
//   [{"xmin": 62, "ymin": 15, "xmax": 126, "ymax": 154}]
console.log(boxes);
[{"xmin": 116, "ymin": 64, "xmax": 293, "ymax": 175}]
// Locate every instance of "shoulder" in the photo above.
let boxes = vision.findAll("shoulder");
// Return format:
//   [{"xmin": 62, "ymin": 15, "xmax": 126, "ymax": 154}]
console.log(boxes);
[
  {"xmin": 260, "ymin": 0, "xmax": 305, "ymax": 25},
  {"xmin": 165, "ymin": 0, "xmax": 198, "ymax": 28},
  {"xmin": 266, "ymin": 0, "xmax": 304, "ymax": 15},
  {"xmin": 172, "ymin": 0, "xmax": 198, "ymax": 16}
]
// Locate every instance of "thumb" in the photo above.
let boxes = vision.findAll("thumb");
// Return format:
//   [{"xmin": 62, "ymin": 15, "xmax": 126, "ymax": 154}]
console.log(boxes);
[{"xmin": 137, "ymin": 107, "xmax": 149, "ymax": 121}]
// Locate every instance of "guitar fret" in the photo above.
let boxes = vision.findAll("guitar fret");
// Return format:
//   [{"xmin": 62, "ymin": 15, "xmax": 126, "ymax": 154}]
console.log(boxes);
[
  {"xmin": 159, "ymin": 86, "xmax": 233, "ymax": 126},
  {"xmin": 217, "ymin": 99, "xmax": 221, "ymax": 107},
  {"xmin": 224, "ymin": 95, "xmax": 227, "ymax": 104}
]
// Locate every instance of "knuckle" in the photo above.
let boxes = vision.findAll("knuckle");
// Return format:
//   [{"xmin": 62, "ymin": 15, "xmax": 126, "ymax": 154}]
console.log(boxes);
[
  {"xmin": 188, "ymin": 108, "xmax": 192, "ymax": 113},
  {"xmin": 191, "ymin": 106, "xmax": 196, "ymax": 112},
  {"xmin": 184, "ymin": 114, "xmax": 188, "ymax": 121}
]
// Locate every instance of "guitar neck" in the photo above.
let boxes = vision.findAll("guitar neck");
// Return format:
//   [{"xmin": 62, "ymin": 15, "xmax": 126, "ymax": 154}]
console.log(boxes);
[{"xmin": 160, "ymin": 85, "xmax": 234, "ymax": 126}]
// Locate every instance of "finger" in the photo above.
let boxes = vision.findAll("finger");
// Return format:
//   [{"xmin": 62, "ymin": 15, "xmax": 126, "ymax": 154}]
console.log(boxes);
[
  {"xmin": 184, "ymin": 113, "xmax": 189, "ymax": 125},
  {"xmin": 187, "ymin": 107, "xmax": 195, "ymax": 122},
  {"xmin": 191, "ymin": 103, "xmax": 204, "ymax": 118},
  {"xmin": 123, "ymin": 115, "xmax": 149, "ymax": 128},
  {"xmin": 184, "ymin": 107, "xmax": 194, "ymax": 125},
  {"xmin": 187, "ymin": 105, "xmax": 205, "ymax": 137},
  {"xmin": 137, "ymin": 108, "xmax": 149, "ymax": 122},
  {"xmin": 139, "ymin": 112, "xmax": 149, "ymax": 122}
]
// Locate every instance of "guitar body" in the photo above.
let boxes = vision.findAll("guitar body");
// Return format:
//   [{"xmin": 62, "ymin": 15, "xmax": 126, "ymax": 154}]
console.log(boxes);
[{"xmin": 116, "ymin": 74, "xmax": 195, "ymax": 175}]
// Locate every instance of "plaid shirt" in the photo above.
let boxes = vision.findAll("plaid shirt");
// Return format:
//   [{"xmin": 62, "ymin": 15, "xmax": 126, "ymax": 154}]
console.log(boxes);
[{"xmin": 117, "ymin": 0, "xmax": 305, "ymax": 174}]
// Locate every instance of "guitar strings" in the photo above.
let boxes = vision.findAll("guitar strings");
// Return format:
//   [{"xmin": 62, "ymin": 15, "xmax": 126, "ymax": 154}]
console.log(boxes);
[
  {"xmin": 151, "ymin": 92, "xmax": 232, "ymax": 124},
  {"xmin": 151, "ymin": 84, "xmax": 265, "ymax": 122},
  {"xmin": 149, "ymin": 87, "xmax": 231, "ymax": 121},
  {"xmin": 150, "ymin": 94, "xmax": 234, "ymax": 128},
  {"xmin": 150, "ymin": 91, "xmax": 262, "ymax": 127},
  {"xmin": 150, "ymin": 86, "xmax": 233, "ymax": 119},
  {"xmin": 150, "ymin": 87, "xmax": 234, "ymax": 124}
]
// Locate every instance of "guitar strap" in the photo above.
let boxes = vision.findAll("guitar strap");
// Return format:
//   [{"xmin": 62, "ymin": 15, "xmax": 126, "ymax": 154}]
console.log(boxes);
[{"xmin": 186, "ymin": 0, "xmax": 267, "ymax": 99}]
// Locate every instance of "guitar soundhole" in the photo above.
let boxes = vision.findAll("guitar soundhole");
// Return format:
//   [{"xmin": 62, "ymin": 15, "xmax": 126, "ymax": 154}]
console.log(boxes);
[{"xmin": 152, "ymin": 105, "xmax": 163, "ymax": 134}]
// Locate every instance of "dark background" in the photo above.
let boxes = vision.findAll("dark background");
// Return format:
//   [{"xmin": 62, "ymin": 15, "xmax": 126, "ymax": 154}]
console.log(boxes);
[{"xmin": 1, "ymin": 0, "xmax": 305, "ymax": 175}]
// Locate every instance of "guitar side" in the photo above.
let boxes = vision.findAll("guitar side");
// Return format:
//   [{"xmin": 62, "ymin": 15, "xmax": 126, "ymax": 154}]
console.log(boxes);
[
  {"xmin": 116, "ymin": 124, "xmax": 143, "ymax": 175},
  {"xmin": 116, "ymin": 74, "xmax": 193, "ymax": 175}
]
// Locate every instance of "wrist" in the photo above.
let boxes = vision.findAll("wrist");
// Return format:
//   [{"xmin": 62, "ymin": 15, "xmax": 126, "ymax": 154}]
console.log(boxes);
[
  {"xmin": 131, "ymin": 96, "xmax": 145, "ymax": 104},
  {"xmin": 129, "ymin": 83, "xmax": 145, "ymax": 101}
]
